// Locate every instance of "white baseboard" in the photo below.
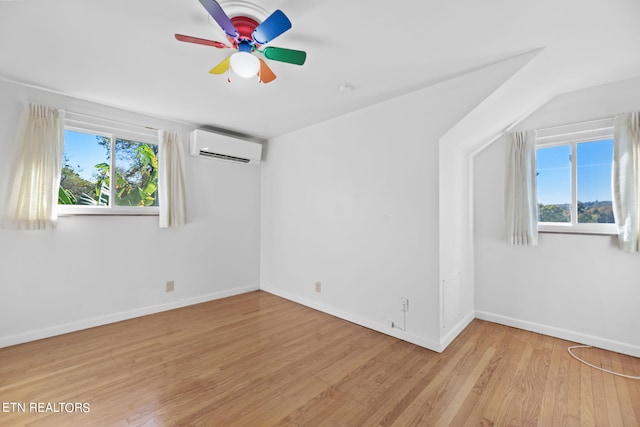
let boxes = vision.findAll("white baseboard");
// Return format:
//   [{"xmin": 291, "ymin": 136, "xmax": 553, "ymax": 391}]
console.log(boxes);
[
  {"xmin": 476, "ymin": 310, "xmax": 640, "ymax": 358},
  {"xmin": 261, "ymin": 285, "xmax": 442, "ymax": 352},
  {"xmin": 440, "ymin": 311, "xmax": 475, "ymax": 351},
  {"xmin": 0, "ymin": 285, "xmax": 259, "ymax": 349},
  {"xmin": 17, "ymin": 285, "xmax": 631, "ymax": 361}
]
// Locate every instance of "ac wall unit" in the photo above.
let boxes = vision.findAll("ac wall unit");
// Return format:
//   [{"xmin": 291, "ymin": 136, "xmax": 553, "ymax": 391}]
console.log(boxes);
[{"xmin": 189, "ymin": 129, "xmax": 262, "ymax": 165}]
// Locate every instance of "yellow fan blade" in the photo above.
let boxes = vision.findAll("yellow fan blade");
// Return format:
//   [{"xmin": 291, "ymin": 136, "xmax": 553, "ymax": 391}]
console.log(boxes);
[
  {"xmin": 209, "ymin": 57, "xmax": 230, "ymax": 74},
  {"xmin": 258, "ymin": 59, "xmax": 277, "ymax": 83}
]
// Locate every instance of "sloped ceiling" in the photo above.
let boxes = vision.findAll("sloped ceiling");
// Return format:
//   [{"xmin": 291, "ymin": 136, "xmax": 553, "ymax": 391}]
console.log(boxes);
[{"xmin": 1, "ymin": 0, "xmax": 639, "ymax": 139}]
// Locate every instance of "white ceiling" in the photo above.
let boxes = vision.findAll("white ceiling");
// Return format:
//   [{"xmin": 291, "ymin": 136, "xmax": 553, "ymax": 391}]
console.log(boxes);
[{"xmin": 1, "ymin": 0, "xmax": 640, "ymax": 139}]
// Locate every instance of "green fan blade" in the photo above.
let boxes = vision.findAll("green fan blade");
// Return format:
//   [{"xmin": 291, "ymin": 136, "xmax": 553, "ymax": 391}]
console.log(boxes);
[{"xmin": 262, "ymin": 47, "xmax": 306, "ymax": 66}]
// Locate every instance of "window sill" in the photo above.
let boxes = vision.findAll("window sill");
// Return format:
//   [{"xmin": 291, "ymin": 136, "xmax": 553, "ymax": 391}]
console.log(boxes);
[
  {"xmin": 538, "ymin": 223, "xmax": 617, "ymax": 236},
  {"xmin": 57, "ymin": 206, "xmax": 159, "ymax": 216}
]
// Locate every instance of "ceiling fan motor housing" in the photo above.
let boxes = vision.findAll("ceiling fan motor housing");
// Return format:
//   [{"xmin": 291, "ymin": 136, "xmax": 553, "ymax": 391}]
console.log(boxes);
[{"xmin": 229, "ymin": 16, "xmax": 260, "ymax": 48}]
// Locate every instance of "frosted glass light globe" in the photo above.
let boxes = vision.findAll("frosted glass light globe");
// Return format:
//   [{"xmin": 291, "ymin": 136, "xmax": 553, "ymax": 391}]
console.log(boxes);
[{"xmin": 230, "ymin": 52, "xmax": 260, "ymax": 78}]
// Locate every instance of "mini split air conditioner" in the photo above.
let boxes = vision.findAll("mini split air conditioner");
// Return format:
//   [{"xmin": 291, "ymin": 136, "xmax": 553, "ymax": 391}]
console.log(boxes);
[{"xmin": 190, "ymin": 129, "xmax": 262, "ymax": 165}]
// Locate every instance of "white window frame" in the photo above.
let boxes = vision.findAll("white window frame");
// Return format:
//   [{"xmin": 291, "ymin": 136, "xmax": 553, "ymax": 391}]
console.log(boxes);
[
  {"xmin": 535, "ymin": 118, "xmax": 617, "ymax": 235},
  {"xmin": 58, "ymin": 112, "xmax": 159, "ymax": 216}
]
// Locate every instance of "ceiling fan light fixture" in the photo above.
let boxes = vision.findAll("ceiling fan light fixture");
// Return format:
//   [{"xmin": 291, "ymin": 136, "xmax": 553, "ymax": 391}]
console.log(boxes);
[
  {"xmin": 230, "ymin": 51, "xmax": 260, "ymax": 78},
  {"xmin": 177, "ymin": 0, "xmax": 306, "ymax": 84}
]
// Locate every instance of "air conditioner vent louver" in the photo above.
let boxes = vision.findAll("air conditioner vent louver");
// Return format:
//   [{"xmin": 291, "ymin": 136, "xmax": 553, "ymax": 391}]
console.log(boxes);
[
  {"xmin": 190, "ymin": 129, "xmax": 262, "ymax": 165},
  {"xmin": 199, "ymin": 150, "xmax": 251, "ymax": 163}
]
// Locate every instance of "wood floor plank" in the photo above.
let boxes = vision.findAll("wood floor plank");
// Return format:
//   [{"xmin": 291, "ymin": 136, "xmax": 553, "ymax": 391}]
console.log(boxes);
[
  {"xmin": 390, "ymin": 321, "xmax": 496, "ymax": 425},
  {"xmin": 539, "ymin": 339, "xmax": 568, "ymax": 426},
  {"xmin": 454, "ymin": 322, "xmax": 515, "ymax": 426},
  {"xmin": 600, "ymin": 351, "xmax": 625, "ymax": 427},
  {"xmin": 590, "ymin": 348, "xmax": 610, "ymax": 427},
  {"xmin": 563, "ymin": 341, "xmax": 582, "ymax": 426},
  {"xmin": 470, "ymin": 327, "xmax": 532, "ymax": 425},
  {"xmin": 1, "ymin": 291, "xmax": 639, "ymax": 426},
  {"xmin": 611, "ymin": 351, "xmax": 640, "ymax": 423},
  {"xmin": 433, "ymin": 346, "xmax": 496, "ymax": 426}
]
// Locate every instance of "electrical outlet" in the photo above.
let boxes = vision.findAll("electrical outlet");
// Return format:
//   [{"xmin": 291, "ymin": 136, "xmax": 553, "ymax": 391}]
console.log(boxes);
[
  {"xmin": 315, "ymin": 281, "xmax": 322, "ymax": 293},
  {"xmin": 166, "ymin": 280, "xmax": 174, "ymax": 292},
  {"xmin": 401, "ymin": 298, "xmax": 409, "ymax": 312}
]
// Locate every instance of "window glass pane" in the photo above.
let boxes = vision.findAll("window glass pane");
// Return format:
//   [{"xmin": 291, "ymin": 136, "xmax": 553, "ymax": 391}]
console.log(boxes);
[
  {"xmin": 577, "ymin": 139, "xmax": 614, "ymax": 223},
  {"xmin": 59, "ymin": 130, "xmax": 109, "ymax": 206},
  {"xmin": 114, "ymin": 139, "xmax": 159, "ymax": 207},
  {"xmin": 537, "ymin": 145, "xmax": 571, "ymax": 223}
]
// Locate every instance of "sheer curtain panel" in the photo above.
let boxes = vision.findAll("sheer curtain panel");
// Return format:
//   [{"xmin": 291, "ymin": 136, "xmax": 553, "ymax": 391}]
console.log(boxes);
[
  {"xmin": 158, "ymin": 130, "xmax": 187, "ymax": 228},
  {"xmin": 612, "ymin": 112, "xmax": 640, "ymax": 252},
  {"xmin": 505, "ymin": 130, "xmax": 538, "ymax": 246},
  {"xmin": 2, "ymin": 104, "xmax": 64, "ymax": 230}
]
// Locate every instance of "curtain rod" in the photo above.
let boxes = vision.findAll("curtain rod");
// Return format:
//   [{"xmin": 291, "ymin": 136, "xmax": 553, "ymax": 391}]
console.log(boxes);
[
  {"xmin": 0, "ymin": 75, "xmax": 201, "ymax": 130},
  {"xmin": 535, "ymin": 115, "xmax": 617, "ymax": 133},
  {"xmin": 65, "ymin": 110, "xmax": 159, "ymax": 131}
]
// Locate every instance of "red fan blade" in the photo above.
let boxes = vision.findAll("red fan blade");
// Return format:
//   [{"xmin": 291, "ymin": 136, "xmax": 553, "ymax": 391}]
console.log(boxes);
[
  {"xmin": 175, "ymin": 34, "xmax": 231, "ymax": 49},
  {"xmin": 258, "ymin": 59, "xmax": 277, "ymax": 83}
]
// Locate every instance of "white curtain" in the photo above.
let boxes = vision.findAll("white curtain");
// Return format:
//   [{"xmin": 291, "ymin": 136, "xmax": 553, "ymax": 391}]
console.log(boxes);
[
  {"xmin": 158, "ymin": 130, "xmax": 187, "ymax": 228},
  {"xmin": 2, "ymin": 104, "xmax": 64, "ymax": 230},
  {"xmin": 505, "ymin": 130, "xmax": 538, "ymax": 246},
  {"xmin": 612, "ymin": 112, "xmax": 640, "ymax": 252}
]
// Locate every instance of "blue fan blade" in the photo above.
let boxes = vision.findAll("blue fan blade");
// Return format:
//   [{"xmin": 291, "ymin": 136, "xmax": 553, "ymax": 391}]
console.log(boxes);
[
  {"xmin": 198, "ymin": 0, "xmax": 237, "ymax": 38},
  {"xmin": 252, "ymin": 10, "xmax": 291, "ymax": 45}
]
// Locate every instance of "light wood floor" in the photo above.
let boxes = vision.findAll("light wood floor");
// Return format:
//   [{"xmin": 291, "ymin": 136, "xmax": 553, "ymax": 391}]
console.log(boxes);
[{"xmin": 1, "ymin": 291, "xmax": 639, "ymax": 426}]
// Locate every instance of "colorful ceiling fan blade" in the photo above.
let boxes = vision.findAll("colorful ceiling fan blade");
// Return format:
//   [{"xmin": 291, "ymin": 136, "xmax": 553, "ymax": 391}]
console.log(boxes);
[
  {"xmin": 209, "ymin": 57, "xmax": 231, "ymax": 74},
  {"xmin": 175, "ymin": 34, "xmax": 231, "ymax": 49},
  {"xmin": 252, "ymin": 10, "xmax": 291, "ymax": 45},
  {"xmin": 198, "ymin": 0, "xmax": 237, "ymax": 38},
  {"xmin": 262, "ymin": 47, "xmax": 306, "ymax": 65},
  {"xmin": 258, "ymin": 59, "xmax": 277, "ymax": 83}
]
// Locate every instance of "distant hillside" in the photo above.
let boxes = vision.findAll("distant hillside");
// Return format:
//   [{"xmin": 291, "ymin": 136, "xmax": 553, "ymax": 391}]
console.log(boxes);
[{"xmin": 538, "ymin": 201, "xmax": 614, "ymax": 223}]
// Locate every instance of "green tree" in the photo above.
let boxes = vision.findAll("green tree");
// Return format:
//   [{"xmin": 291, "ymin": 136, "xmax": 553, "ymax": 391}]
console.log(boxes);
[
  {"xmin": 59, "ymin": 137, "xmax": 158, "ymax": 207},
  {"xmin": 596, "ymin": 206, "xmax": 614, "ymax": 223},
  {"xmin": 577, "ymin": 201, "xmax": 594, "ymax": 223},
  {"xmin": 578, "ymin": 200, "xmax": 615, "ymax": 224},
  {"xmin": 538, "ymin": 203, "xmax": 570, "ymax": 222},
  {"xmin": 58, "ymin": 154, "xmax": 95, "ymax": 204}
]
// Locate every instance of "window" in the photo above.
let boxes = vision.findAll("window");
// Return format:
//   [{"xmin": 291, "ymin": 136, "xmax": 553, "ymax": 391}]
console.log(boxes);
[
  {"xmin": 535, "ymin": 118, "xmax": 616, "ymax": 234},
  {"xmin": 58, "ymin": 113, "xmax": 159, "ymax": 215}
]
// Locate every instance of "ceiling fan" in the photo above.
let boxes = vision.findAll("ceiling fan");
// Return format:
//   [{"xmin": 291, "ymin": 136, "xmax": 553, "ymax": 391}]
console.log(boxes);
[{"xmin": 175, "ymin": 0, "xmax": 307, "ymax": 83}]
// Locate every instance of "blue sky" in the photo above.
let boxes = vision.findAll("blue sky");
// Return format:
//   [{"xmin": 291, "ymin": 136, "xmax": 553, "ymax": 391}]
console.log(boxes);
[
  {"xmin": 63, "ymin": 130, "xmax": 108, "ymax": 181},
  {"xmin": 536, "ymin": 139, "xmax": 613, "ymax": 204}
]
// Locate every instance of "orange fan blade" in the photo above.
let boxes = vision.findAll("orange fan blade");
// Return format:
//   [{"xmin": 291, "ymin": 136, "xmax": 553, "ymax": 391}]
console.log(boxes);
[
  {"xmin": 209, "ymin": 57, "xmax": 230, "ymax": 74},
  {"xmin": 258, "ymin": 59, "xmax": 276, "ymax": 83}
]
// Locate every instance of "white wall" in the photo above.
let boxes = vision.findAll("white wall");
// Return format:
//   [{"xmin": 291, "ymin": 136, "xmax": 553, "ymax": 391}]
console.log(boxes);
[
  {"xmin": 0, "ymin": 80, "xmax": 261, "ymax": 347},
  {"xmin": 434, "ymin": 50, "xmax": 555, "ymax": 348},
  {"xmin": 260, "ymin": 57, "xmax": 536, "ymax": 351},
  {"xmin": 438, "ymin": 143, "xmax": 473, "ymax": 338},
  {"xmin": 260, "ymin": 98, "xmax": 441, "ymax": 349},
  {"xmin": 474, "ymin": 77, "xmax": 640, "ymax": 357}
]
